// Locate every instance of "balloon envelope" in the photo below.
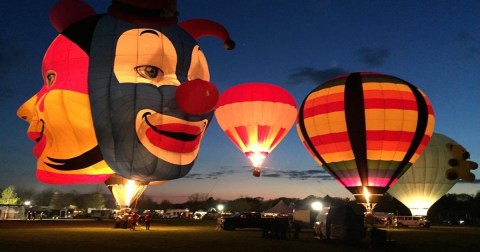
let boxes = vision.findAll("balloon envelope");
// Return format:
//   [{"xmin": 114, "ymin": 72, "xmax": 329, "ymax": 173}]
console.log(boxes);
[
  {"xmin": 88, "ymin": 17, "xmax": 213, "ymax": 183},
  {"xmin": 215, "ymin": 83, "xmax": 297, "ymax": 176},
  {"xmin": 297, "ymin": 72, "xmax": 435, "ymax": 204},
  {"xmin": 18, "ymin": 1, "xmax": 234, "ymax": 208},
  {"xmin": 16, "ymin": 34, "xmax": 114, "ymax": 184},
  {"xmin": 388, "ymin": 133, "xmax": 458, "ymax": 216}
]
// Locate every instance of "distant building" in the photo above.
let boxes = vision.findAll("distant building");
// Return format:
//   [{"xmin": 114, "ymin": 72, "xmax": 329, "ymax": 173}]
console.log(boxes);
[{"xmin": 0, "ymin": 204, "xmax": 27, "ymax": 220}]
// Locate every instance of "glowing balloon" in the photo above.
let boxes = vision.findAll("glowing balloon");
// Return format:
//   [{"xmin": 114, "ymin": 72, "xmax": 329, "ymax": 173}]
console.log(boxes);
[
  {"xmin": 18, "ymin": 0, "xmax": 235, "ymax": 208},
  {"xmin": 388, "ymin": 133, "xmax": 459, "ymax": 216},
  {"xmin": 17, "ymin": 34, "xmax": 114, "ymax": 184},
  {"xmin": 104, "ymin": 174, "xmax": 167, "ymax": 207},
  {"xmin": 49, "ymin": 0, "xmax": 95, "ymax": 32},
  {"xmin": 215, "ymin": 83, "xmax": 297, "ymax": 177},
  {"xmin": 297, "ymin": 72, "xmax": 435, "ymax": 211}
]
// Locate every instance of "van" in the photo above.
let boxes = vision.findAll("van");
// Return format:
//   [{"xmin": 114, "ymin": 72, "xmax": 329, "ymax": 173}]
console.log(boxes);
[
  {"xmin": 393, "ymin": 216, "xmax": 430, "ymax": 228},
  {"xmin": 163, "ymin": 209, "xmax": 190, "ymax": 218},
  {"xmin": 89, "ymin": 209, "xmax": 114, "ymax": 220}
]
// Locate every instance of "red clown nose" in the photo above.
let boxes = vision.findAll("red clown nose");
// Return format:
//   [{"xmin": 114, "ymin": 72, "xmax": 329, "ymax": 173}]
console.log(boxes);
[{"xmin": 175, "ymin": 79, "xmax": 219, "ymax": 115}]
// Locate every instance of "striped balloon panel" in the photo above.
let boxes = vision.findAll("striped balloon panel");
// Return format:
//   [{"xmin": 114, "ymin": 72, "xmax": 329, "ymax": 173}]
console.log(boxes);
[
  {"xmin": 297, "ymin": 72, "xmax": 434, "ymax": 193},
  {"xmin": 216, "ymin": 101, "xmax": 297, "ymax": 154}
]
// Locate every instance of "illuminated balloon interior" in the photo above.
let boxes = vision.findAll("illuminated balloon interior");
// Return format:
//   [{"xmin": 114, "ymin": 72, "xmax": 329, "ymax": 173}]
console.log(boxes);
[
  {"xmin": 246, "ymin": 151, "xmax": 268, "ymax": 168},
  {"xmin": 105, "ymin": 175, "xmax": 148, "ymax": 208},
  {"xmin": 388, "ymin": 133, "xmax": 461, "ymax": 216}
]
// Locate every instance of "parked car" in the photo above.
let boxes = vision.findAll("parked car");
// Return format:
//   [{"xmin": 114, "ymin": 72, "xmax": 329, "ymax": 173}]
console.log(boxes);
[
  {"xmin": 442, "ymin": 218, "xmax": 466, "ymax": 225},
  {"xmin": 393, "ymin": 216, "xmax": 430, "ymax": 228},
  {"xmin": 89, "ymin": 209, "xmax": 114, "ymax": 220},
  {"xmin": 220, "ymin": 212, "xmax": 263, "ymax": 230}
]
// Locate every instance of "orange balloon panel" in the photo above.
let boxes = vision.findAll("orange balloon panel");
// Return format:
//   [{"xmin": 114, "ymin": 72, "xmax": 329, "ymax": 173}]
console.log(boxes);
[{"xmin": 215, "ymin": 83, "xmax": 297, "ymax": 167}]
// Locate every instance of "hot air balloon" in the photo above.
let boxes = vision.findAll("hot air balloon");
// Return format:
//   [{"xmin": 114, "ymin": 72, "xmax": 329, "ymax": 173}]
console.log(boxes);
[
  {"xmin": 297, "ymin": 72, "xmax": 435, "ymax": 212},
  {"xmin": 16, "ymin": 34, "xmax": 114, "ymax": 184},
  {"xmin": 388, "ymin": 133, "xmax": 471, "ymax": 216},
  {"xmin": 18, "ymin": 0, "xmax": 235, "ymax": 209},
  {"xmin": 215, "ymin": 83, "xmax": 297, "ymax": 177}
]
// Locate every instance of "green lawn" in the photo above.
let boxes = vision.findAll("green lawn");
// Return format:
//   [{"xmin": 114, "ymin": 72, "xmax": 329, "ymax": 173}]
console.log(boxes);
[{"xmin": 1, "ymin": 219, "xmax": 479, "ymax": 252}]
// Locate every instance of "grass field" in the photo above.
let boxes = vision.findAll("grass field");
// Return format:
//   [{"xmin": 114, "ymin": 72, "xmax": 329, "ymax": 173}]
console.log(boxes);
[{"xmin": 1, "ymin": 219, "xmax": 480, "ymax": 252}]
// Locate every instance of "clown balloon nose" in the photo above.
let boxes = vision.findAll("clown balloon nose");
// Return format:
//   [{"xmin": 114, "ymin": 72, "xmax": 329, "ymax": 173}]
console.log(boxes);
[{"xmin": 176, "ymin": 79, "xmax": 219, "ymax": 115}]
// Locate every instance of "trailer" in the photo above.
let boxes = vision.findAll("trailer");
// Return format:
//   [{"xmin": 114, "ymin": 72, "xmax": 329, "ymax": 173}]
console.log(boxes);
[{"xmin": 89, "ymin": 209, "xmax": 114, "ymax": 220}]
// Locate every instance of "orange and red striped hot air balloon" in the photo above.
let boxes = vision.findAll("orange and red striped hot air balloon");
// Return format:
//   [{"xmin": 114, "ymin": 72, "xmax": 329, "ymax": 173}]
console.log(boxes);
[
  {"xmin": 215, "ymin": 83, "xmax": 297, "ymax": 177},
  {"xmin": 297, "ymin": 72, "xmax": 435, "ymax": 211}
]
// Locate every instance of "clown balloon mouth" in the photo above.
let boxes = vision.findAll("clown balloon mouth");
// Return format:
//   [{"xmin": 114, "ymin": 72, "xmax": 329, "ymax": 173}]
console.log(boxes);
[{"xmin": 141, "ymin": 112, "xmax": 205, "ymax": 153}]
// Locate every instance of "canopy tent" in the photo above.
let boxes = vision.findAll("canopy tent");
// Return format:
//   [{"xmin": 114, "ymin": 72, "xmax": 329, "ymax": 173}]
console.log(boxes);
[{"xmin": 263, "ymin": 200, "xmax": 293, "ymax": 217}]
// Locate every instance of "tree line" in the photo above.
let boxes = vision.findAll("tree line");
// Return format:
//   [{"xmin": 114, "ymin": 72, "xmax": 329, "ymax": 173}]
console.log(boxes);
[{"xmin": 2, "ymin": 185, "xmax": 480, "ymax": 224}]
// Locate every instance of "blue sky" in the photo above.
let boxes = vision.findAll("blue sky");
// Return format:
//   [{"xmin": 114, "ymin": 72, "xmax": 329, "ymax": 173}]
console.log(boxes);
[{"xmin": 1, "ymin": 0, "xmax": 479, "ymax": 203}]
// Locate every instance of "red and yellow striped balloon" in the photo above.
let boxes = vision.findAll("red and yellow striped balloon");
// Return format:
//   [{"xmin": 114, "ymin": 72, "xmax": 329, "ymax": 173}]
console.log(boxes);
[
  {"xmin": 297, "ymin": 72, "xmax": 435, "ymax": 204},
  {"xmin": 215, "ymin": 83, "xmax": 297, "ymax": 176}
]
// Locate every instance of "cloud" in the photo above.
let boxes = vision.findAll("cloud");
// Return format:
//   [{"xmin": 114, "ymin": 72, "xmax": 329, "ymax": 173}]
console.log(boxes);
[
  {"xmin": 454, "ymin": 31, "xmax": 476, "ymax": 43},
  {"xmin": 183, "ymin": 166, "xmax": 334, "ymax": 181},
  {"xmin": 184, "ymin": 167, "xmax": 238, "ymax": 180},
  {"xmin": 457, "ymin": 179, "xmax": 480, "ymax": 184},
  {"xmin": 453, "ymin": 31, "xmax": 480, "ymax": 60},
  {"xmin": 183, "ymin": 173, "xmax": 204, "ymax": 180},
  {"xmin": 356, "ymin": 48, "xmax": 390, "ymax": 67},
  {"xmin": 286, "ymin": 67, "xmax": 348, "ymax": 86},
  {"xmin": 0, "ymin": 38, "xmax": 21, "ymax": 101},
  {"xmin": 262, "ymin": 169, "xmax": 334, "ymax": 181}
]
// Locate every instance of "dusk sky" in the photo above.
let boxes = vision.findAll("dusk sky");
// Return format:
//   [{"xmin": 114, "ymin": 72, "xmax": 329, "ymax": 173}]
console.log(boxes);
[{"xmin": 1, "ymin": 0, "xmax": 479, "ymax": 203}]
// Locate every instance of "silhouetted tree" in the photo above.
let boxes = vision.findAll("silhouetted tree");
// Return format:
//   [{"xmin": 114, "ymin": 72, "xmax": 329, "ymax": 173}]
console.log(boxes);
[
  {"xmin": 185, "ymin": 193, "xmax": 210, "ymax": 211},
  {"xmin": 84, "ymin": 191, "xmax": 106, "ymax": 209},
  {"xmin": 229, "ymin": 197, "xmax": 252, "ymax": 212},
  {"xmin": 34, "ymin": 188, "xmax": 55, "ymax": 207},
  {"xmin": 136, "ymin": 194, "xmax": 158, "ymax": 211},
  {"xmin": 158, "ymin": 199, "xmax": 174, "ymax": 210},
  {"xmin": 15, "ymin": 187, "xmax": 35, "ymax": 204},
  {"xmin": 374, "ymin": 193, "xmax": 410, "ymax": 215},
  {"xmin": 49, "ymin": 192, "xmax": 63, "ymax": 209}
]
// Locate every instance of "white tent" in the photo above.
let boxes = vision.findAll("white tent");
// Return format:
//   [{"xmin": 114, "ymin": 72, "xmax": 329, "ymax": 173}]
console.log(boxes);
[
  {"xmin": 193, "ymin": 209, "xmax": 207, "ymax": 220},
  {"xmin": 263, "ymin": 200, "xmax": 293, "ymax": 217}
]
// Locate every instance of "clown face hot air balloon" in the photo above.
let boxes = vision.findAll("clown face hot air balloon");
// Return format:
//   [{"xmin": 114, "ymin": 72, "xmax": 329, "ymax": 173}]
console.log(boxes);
[
  {"xmin": 388, "ymin": 133, "xmax": 474, "ymax": 216},
  {"xmin": 16, "ymin": 34, "xmax": 114, "ymax": 184},
  {"xmin": 215, "ymin": 83, "xmax": 297, "ymax": 177},
  {"xmin": 17, "ymin": 0, "xmax": 235, "ymax": 208},
  {"xmin": 297, "ymin": 72, "xmax": 435, "ymax": 211}
]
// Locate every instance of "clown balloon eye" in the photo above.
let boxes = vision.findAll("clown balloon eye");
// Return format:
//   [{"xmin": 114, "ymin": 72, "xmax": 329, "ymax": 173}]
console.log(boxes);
[
  {"xmin": 135, "ymin": 65, "xmax": 163, "ymax": 79},
  {"xmin": 46, "ymin": 72, "xmax": 56, "ymax": 87}
]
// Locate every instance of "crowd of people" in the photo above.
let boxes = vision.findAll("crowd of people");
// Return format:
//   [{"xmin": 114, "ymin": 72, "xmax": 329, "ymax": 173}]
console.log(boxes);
[
  {"xmin": 26, "ymin": 211, "xmax": 45, "ymax": 220},
  {"xmin": 113, "ymin": 210, "xmax": 152, "ymax": 231}
]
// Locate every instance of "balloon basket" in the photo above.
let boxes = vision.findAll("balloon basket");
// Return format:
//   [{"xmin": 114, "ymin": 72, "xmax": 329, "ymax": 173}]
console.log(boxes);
[{"xmin": 252, "ymin": 168, "xmax": 261, "ymax": 177}]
